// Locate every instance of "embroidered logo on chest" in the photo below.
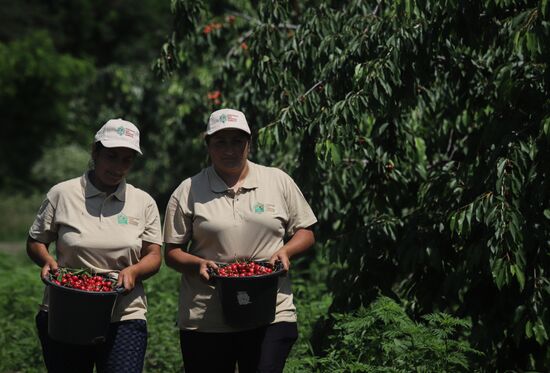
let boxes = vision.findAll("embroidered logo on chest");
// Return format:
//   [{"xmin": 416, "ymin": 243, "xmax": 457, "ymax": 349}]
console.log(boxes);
[
  {"xmin": 116, "ymin": 213, "xmax": 139, "ymax": 225},
  {"xmin": 253, "ymin": 202, "xmax": 265, "ymax": 213},
  {"xmin": 117, "ymin": 213, "xmax": 129, "ymax": 224},
  {"xmin": 252, "ymin": 202, "xmax": 275, "ymax": 214}
]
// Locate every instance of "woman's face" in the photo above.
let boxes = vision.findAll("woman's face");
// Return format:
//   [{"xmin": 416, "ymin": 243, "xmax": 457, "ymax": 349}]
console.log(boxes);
[
  {"xmin": 207, "ymin": 129, "xmax": 250, "ymax": 175},
  {"xmin": 92, "ymin": 146, "xmax": 136, "ymax": 191}
]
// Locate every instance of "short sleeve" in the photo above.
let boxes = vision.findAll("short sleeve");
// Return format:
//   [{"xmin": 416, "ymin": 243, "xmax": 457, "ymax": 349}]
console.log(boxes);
[
  {"xmin": 282, "ymin": 174, "xmax": 317, "ymax": 237},
  {"xmin": 163, "ymin": 181, "xmax": 193, "ymax": 245},
  {"xmin": 141, "ymin": 196, "xmax": 163, "ymax": 245},
  {"xmin": 28, "ymin": 198, "xmax": 58, "ymax": 243}
]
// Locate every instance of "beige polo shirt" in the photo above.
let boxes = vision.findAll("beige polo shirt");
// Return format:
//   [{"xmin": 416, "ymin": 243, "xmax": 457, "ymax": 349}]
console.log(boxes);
[
  {"xmin": 29, "ymin": 172, "xmax": 162, "ymax": 322},
  {"xmin": 163, "ymin": 161, "xmax": 317, "ymax": 332}
]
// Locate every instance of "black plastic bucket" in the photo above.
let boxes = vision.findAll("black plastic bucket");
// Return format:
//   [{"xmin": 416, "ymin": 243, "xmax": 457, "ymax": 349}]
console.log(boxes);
[
  {"xmin": 211, "ymin": 262, "xmax": 284, "ymax": 328},
  {"xmin": 42, "ymin": 277, "xmax": 119, "ymax": 345}
]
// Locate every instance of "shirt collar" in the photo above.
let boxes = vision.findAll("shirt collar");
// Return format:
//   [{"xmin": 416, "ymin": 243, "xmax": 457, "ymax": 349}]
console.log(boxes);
[
  {"xmin": 81, "ymin": 171, "xmax": 127, "ymax": 201},
  {"xmin": 207, "ymin": 160, "xmax": 259, "ymax": 193}
]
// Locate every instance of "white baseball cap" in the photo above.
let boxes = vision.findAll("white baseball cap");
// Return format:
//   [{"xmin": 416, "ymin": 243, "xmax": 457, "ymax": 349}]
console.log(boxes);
[
  {"xmin": 94, "ymin": 118, "xmax": 143, "ymax": 155},
  {"xmin": 206, "ymin": 108, "xmax": 251, "ymax": 136}
]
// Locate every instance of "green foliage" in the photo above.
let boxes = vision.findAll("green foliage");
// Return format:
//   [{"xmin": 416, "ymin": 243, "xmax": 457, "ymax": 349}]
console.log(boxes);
[
  {"xmin": 143, "ymin": 264, "xmax": 182, "ymax": 372},
  {"xmin": 0, "ymin": 251, "xmax": 45, "ymax": 373},
  {"xmin": 0, "ymin": 0, "xmax": 172, "ymax": 66},
  {"xmin": 0, "ymin": 31, "xmax": 95, "ymax": 191},
  {"xmin": 0, "ymin": 0, "xmax": 176, "ymax": 198},
  {"xmin": 165, "ymin": 0, "xmax": 550, "ymax": 370},
  {"xmin": 0, "ymin": 194, "xmax": 44, "ymax": 241},
  {"xmin": 313, "ymin": 296, "xmax": 481, "ymax": 373},
  {"xmin": 285, "ymin": 243, "xmax": 334, "ymax": 372},
  {"xmin": 31, "ymin": 145, "xmax": 90, "ymax": 187}
]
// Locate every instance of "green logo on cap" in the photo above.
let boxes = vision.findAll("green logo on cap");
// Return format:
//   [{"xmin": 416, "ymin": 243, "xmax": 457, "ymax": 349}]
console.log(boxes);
[
  {"xmin": 117, "ymin": 213, "xmax": 128, "ymax": 225},
  {"xmin": 220, "ymin": 114, "xmax": 227, "ymax": 123},
  {"xmin": 116, "ymin": 126, "xmax": 125, "ymax": 136}
]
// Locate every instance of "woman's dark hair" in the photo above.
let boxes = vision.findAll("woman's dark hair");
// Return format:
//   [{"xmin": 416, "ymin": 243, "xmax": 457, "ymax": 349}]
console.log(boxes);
[
  {"xmin": 88, "ymin": 141, "xmax": 104, "ymax": 170},
  {"xmin": 93, "ymin": 141, "xmax": 106, "ymax": 152}
]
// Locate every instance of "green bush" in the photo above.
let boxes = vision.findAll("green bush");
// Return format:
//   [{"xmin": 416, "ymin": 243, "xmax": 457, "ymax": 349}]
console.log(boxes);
[
  {"xmin": 286, "ymin": 244, "xmax": 334, "ymax": 372},
  {"xmin": 0, "ymin": 251, "xmax": 44, "ymax": 373},
  {"xmin": 313, "ymin": 296, "xmax": 482, "ymax": 373},
  {"xmin": 31, "ymin": 145, "xmax": 90, "ymax": 187},
  {"xmin": 0, "ymin": 193, "xmax": 43, "ymax": 241},
  {"xmin": 0, "ymin": 31, "xmax": 95, "ymax": 191}
]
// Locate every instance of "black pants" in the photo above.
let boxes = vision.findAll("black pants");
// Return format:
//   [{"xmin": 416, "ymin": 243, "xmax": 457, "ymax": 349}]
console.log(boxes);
[
  {"xmin": 36, "ymin": 310, "xmax": 147, "ymax": 373},
  {"xmin": 179, "ymin": 322, "xmax": 298, "ymax": 373}
]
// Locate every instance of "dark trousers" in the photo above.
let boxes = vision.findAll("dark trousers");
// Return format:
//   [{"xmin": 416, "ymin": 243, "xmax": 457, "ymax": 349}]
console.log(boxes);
[
  {"xmin": 179, "ymin": 322, "xmax": 298, "ymax": 373},
  {"xmin": 36, "ymin": 310, "xmax": 147, "ymax": 373}
]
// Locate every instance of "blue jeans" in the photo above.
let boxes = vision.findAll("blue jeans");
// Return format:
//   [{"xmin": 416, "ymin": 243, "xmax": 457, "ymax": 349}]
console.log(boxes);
[{"xmin": 36, "ymin": 310, "xmax": 147, "ymax": 373}]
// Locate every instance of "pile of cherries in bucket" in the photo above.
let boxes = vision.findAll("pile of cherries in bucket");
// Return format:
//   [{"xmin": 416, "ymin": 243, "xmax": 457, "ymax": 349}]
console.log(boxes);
[
  {"xmin": 213, "ymin": 260, "xmax": 276, "ymax": 278},
  {"xmin": 47, "ymin": 268, "xmax": 116, "ymax": 292}
]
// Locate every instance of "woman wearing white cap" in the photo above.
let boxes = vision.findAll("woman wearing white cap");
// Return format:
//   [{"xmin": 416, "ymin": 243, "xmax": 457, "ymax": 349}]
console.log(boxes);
[
  {"xmin": 163, "ymin": 108, "xmax": 317, "ymax": 372},
  {"xmin": 27, "ymin": 118, "xmax": 162, "ymax": 373}
]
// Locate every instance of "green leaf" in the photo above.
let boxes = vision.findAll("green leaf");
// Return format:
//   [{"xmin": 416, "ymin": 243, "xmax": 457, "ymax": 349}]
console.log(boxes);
[
  {"xmin": 497, "ymin": 158, "xmax": 507, "ymax": 178},
  {"xmin": 475, "ymin": 199, "xmax": 484, "ymax": 222},
  {"xmin": 450, "ymin": 214, "xmax": 457, "ymax": 233},
  {"xmin": 466, "ymin": 203, "xmax": 474, "ymax": 228},
  {"xmin": 457, "ymin": 211, "xmax": 466, "ymax": 235},
  {"xmin": 533, "ymin": 320, "xmax": 549, "ymax": 345},
  {"xmin": 331, "ymin": 142, "xmax": 342, "ymax": 164},
  {"xmin": 414, "ymin": 137, "xmax": 427, "ymax": 164},
  {"xmin": 526, "ymin": 320, "xmax": 533, "ymax": 338},
  {"xmin": 514, "ymin": 265, "xmax": 525, "ymax": 291},
  {"xmin": 354, "ymin": 63, "xmax": 364, "ymax": 82}
]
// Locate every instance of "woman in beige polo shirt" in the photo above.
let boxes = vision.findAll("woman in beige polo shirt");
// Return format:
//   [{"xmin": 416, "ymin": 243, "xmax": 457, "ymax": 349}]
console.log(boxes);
[
  {"xmin": 27, "ymin": 119, "xmax": 162, "ymax": 373},
  {"xmin": 164, "ymin": 108, "xmax": 317, "ymax": 373}
]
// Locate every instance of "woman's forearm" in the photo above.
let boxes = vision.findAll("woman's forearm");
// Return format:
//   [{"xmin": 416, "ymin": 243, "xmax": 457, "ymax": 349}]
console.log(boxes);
[
  {"xmin": 164, "ymin": 243, "xmax": 218, "ymax": 281},
  {"xmin": 269, "ymin": 228, "xmax": 315, "ymax": 271},
  {"xmin": 132, "ymin": 242, "xmax": 162, "ymax": 281},
  {"xmin": 164, "ymin": 243, "xmax": 204, "ymax": 272},
  {"xmin": 281, "ymin": 228, "xmax": 315, "ymax": 258},
  {"xmin": 26, "ymin": 236, "xmax": 58, "ymax": 277},
  {"xmin": 117, "ymin": 242, "xmax": 162, "ymax": 291}
]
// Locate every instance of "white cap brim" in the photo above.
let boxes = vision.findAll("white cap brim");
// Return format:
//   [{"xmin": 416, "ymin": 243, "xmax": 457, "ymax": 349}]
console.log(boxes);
[{"xmin": 100, "ymin": 139, "xmax": 143, "ymax": 155}]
